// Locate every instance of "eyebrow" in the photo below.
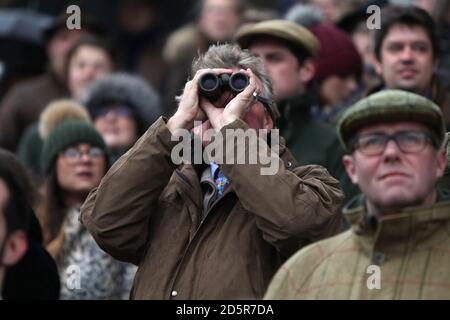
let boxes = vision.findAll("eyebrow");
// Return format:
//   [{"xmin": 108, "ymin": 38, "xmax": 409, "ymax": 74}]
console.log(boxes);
[{"xmin": 386, "ymin": 40, "xmax": 431, "ymax": 47}]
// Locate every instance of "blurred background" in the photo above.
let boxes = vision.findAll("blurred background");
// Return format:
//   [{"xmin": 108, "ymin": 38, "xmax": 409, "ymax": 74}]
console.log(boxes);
[{"xmin": 0, "ymin": 0, "xmax": 449, "ymax": 300}]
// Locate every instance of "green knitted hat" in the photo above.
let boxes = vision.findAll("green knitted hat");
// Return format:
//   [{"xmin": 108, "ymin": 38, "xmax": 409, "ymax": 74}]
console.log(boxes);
[
  {"xmin": 337, "ymin": 90, "xmax": 446, "ymax": 150},
  {"xmin": 41, "ymin": 120, "xmax": 107, "ymax": 174}
]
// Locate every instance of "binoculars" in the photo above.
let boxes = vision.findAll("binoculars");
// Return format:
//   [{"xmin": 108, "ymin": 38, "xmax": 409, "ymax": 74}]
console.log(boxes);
[{"xmin": 199, "ymin": 72, "xmax": 249, "ymax": 102}]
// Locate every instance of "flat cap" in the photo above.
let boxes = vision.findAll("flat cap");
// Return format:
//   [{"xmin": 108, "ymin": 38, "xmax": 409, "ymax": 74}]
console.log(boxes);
[
  {"xmin": 338, "ymin": 89, "xmax": 446, "ymax": 149},
  {"xmin": 235, "ymin": 19, "xmax": 320, "ymax": 58}
]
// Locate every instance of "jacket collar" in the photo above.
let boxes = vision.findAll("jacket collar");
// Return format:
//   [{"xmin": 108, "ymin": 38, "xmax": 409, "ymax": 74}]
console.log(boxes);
[
  {"xmin": 277, "ymin": 91, "xmax": 316, "ymax": 122},
  {"xmin": 276, "ymin": 91, "xmax": 317, "ymax": 144},
  {"xmin": 343, "ymin": 189, "xmax": 450, "ymax": 255},
  {"xmin": 174, "ymin": 134, "xmax": 293, "ymax": 210}
]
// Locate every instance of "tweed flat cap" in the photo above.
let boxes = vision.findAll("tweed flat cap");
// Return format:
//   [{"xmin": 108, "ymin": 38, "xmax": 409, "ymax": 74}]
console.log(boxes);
[
  {"xmin": 338, "ymin": 89, "xmax": 446, "ymax": 149},
  {"xmin": 235, "ymin": 20, "xmax": 320, "ymax": 58}
]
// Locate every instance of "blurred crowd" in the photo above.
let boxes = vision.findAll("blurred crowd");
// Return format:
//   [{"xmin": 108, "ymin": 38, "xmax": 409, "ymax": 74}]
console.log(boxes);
[{"xmin": 0, "ymin": 0, "xmax": 449, "ymax": 300}]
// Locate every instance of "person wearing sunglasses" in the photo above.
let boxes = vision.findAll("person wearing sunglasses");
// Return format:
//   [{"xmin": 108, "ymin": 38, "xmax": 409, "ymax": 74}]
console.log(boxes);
[
  {"xmin": 265, "ymin": 90, "xmax": 450, "ymax": 299},
  {"xmin": 82, "ymin": 73, "xmax": 162, "ymax": 164}
]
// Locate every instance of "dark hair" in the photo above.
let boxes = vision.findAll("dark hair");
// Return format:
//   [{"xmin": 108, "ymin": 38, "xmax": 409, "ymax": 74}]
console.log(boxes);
[
  {"xmin": 285, "ymin": 39, "xmax": 311, "ymax": 65},
  {"xmin": 40, "ymin": 168, "xmax": 66, "ymax": 245},
  {"xmin": 374, "ymin": 6, "xmax": 440, "ymax": 61},
  {"xmin": 63, "ymin": 35, "xmax": 116, "ymax": 85},
  {"xmin": 0, "ymin": 149, "xmax": 36, "ymax": 233},
  {"xmin": 40, "ymin": 151, "xmax": 109, "ymax": 245}
]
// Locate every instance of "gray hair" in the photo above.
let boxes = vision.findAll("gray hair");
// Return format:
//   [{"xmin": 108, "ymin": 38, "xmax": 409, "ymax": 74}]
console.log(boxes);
[{"xmin": 190, "ymin": 43, "xmax": 280, "ymax": 122}]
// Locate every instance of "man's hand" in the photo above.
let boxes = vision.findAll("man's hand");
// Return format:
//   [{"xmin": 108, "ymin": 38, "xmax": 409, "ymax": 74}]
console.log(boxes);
[
  {"xmin": 201, "ymin": 68, "xmax": 258, "ymax": 130},
  {"xmin": 167, "ymin": 68, "xmax": 233, "ymax": 134}
]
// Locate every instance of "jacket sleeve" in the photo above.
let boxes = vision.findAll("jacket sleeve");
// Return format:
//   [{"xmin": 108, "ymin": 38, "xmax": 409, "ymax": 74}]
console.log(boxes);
[
  {"xmin": 80, "ymin": 117, "xmax": 179, "ymax": 265},
  {"xmin": 212, "ymin": 119, "xmax": 344, "ymax": 257}
]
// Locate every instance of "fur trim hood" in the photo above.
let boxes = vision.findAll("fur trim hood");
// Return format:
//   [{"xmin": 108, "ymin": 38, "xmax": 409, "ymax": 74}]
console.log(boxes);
[{"xmin": 81, "ymin": 73, "xmax": 162, "ymax": 134}]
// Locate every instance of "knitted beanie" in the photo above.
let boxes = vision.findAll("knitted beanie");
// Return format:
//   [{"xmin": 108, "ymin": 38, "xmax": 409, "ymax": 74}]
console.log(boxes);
[
  {"xmin": 41, "ymin": 120, "xmax": 107, "ymax": 174},
  {"xmin": 309, "ymin": 24, "xmax": 362, "ymax": 81}
]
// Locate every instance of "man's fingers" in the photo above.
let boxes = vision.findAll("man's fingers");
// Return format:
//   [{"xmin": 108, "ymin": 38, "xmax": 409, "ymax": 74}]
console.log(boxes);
[
  {"xmin": 201, "ymin": 96, "xmax": 220, "ymax": 119},
  {"xmin": 194, "ymin": 108, "xmax": 207, "ymax": 122},
  {"xmin": 193, "ymin": 68, "xmax": 234, "ymax": 80},
  {"xmin": 200, "ymin": 96, "xmax": 224, "ymax": 129},
  {"xmin": 179, "ymin": 79, "xmax": 198, "ymax": 107},
  {"xmin": 243, "ymin": 68, "xmax": 258, "ymax": 97}
]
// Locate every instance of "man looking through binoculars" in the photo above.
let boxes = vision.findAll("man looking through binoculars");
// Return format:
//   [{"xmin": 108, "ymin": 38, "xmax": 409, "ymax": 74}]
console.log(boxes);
[
  {"xmin": 169, "ymin": 67, "xmax": 273, "ymax": 142},
  {"xmin": 80, "ymin": 43, "xmax": 343, "ymax": 299}
]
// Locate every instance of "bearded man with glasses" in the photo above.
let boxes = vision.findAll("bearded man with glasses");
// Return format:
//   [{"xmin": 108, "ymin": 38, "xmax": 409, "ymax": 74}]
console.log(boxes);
[{"xmin": 265, "ymin": 89, "xmax": 450, "ymax": 299}]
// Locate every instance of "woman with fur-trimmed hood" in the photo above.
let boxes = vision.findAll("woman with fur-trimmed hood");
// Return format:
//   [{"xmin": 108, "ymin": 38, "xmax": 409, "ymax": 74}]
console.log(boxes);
[{"xmin": 81, "ymin": 73, "xmax": 162, "ymax": 163}]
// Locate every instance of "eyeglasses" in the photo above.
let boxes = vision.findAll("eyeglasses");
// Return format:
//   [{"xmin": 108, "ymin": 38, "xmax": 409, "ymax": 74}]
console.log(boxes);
[
  {"xmin": 350, "ymin": 131, "xmax": 436, "ymax": 156},
  {"xmin": 91, "ymin": 105, "xmax": 133, "ymax": 119},
  {"xmin": 61, "ymin": 147, "xmax": 104, "ymax": 161}
]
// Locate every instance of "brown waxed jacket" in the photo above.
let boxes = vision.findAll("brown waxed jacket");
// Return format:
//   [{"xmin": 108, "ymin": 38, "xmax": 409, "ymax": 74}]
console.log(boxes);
[{"xmin": 80, "ymin": 117, "xmax": 343, "ymax": 299}]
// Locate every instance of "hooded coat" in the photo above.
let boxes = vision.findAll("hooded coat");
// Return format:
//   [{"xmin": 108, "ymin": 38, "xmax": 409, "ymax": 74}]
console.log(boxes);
[{"xmin": 81, "ymin": 73, "xmax": 162, "ymax": 136}]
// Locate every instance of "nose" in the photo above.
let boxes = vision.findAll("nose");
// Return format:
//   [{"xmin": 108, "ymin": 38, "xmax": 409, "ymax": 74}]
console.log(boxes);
[
  {"xmin": 78, "ymin": 150, "xmax": 93, "ymax": 163},
  {"xmin": 104, "ymin": 109, "xmax": 118, "ymax": 121},
  {"xmin": 400, "ymin": 46, "xmax": 414, "ymax": 62},
  {"xmin": 382, "ymin": 139, "xmax": 401, "ymax": 161},
  {"xmin": 82, "ymin": 65, "xmax": 97, "ymax": 82}
]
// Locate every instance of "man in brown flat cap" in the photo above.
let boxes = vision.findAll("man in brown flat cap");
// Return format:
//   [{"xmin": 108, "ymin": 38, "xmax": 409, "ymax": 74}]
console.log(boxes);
[{"xmin": 236, "ymin": 20, "xmax": 359, "ymax": 204}]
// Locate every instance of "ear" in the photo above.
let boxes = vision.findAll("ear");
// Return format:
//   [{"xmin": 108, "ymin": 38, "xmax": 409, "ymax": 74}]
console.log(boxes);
[
  {"xmin": 366, "ymin": 51, "xmax": 377, "ymax": 69},
  {"xmin": 373, "ymin": 57, "xmax": 383, "ymax": 77},
  {"xmin": 343, "ymin": 154, "xmax": 358, "ymax": 184},
  {"xmin": 1, "ymin": 230, "xmax": 28, "ymax": 267},
  {"xmin": 298, "ymin": 58, "xmax": 316, "ymax": 84},
  {"xmin": 435, "ymin": 148, "xmax": 447, "ymax": 179}
]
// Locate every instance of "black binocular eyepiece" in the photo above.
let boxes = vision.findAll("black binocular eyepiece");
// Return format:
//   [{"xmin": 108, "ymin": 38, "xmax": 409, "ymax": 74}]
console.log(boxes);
[{"xmin": 199, "ymin": 72, "xmax": 249, "ymax": 102}]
